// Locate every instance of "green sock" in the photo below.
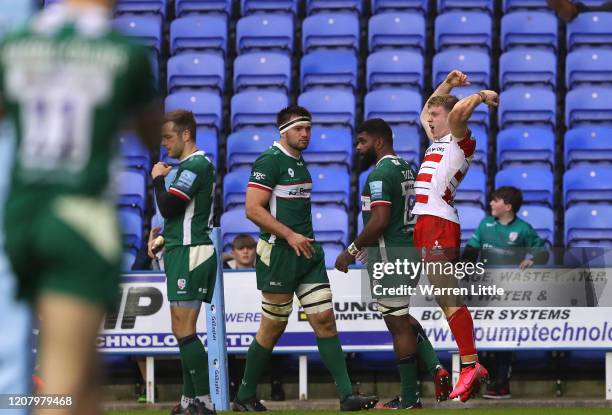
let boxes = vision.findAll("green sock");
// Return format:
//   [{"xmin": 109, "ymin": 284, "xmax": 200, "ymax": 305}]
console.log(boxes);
[
  {"xmin": 236, "ymin": 339, "xmax": 272, "ymax": 402},
  {"xmin": 316, "ymin": 336, "xmax": 353, "ymax": 400},
  {"xmin": 398, "ymin": 355, "xmax": 419, "ymax": 405},
  {"xmin": 412, "ymin": 320, "xmax": 441, "ymax": 375},
  {"xmin": 178, "ymin": 335, "xmax": 210, "ymax": 396},
  {"xmin": 181, "ymin": 355, "xmax": 195, "ymax": 398}
]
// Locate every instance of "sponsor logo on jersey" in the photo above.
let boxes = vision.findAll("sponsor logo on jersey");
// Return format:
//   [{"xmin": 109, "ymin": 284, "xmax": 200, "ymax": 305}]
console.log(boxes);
[
  {"xmin": 509, "ymin": 232, "xmax": 518, "ymax": 242},
  {"xmin": 288, "ymin": 186, "xmax": 310, "ymax": 196},
  {"xmin": 288, "ymin": 168, "xmax": 294, "ymax": 177},
  {"xmin": 369, "ymin": 181, "xmax": 383, "ymax": 199},
  {"xmin": 175, "ymin": 170, "xmax": 197, "ymax": 191},
  {"xmin": 402, "ymin": 169, "xmax": 415, "ymax": 180},
  {"xmin": 177, "ymin": 278, "xmax": 186, "ymax": 290},
  {"xmin": 486, "ymin": 222, "xmax": 495, "ymax": 227},
  {"xmin": 392, "ymin": 159, "xmax": 400, "ymax": 166},
  {"xmin": 253, "ymin": 171, "xmax": 266, "ymax": 180}
]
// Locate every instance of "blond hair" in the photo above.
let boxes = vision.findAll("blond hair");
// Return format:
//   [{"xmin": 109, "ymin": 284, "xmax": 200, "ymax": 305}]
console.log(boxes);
[{"xmin": 427, "ymin": 94, "xmax": 459, "ymax": 113}]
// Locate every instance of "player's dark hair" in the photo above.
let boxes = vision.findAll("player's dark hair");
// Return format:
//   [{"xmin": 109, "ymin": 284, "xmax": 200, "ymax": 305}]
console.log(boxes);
[
  {"xmin": 164, "ymin": 110, "xmax": 197, "ymax": 142},
  {"xmin": 232, "ymin": 234, "xmax": 256, "ymax": 249},
  {"xmin": 277, "ymin": 105, "xmax": 312, "ymax": 128},
  {"xmin": 428, "ymin": 94, "xmax": 459, "ymax": 113},
  {"xmin": 357, "ymin": 118, "xmax": 393, "ymax": 145},
  {"xmin": 491, "ymin": 186, "xmax": 523, "ymax": 214}
]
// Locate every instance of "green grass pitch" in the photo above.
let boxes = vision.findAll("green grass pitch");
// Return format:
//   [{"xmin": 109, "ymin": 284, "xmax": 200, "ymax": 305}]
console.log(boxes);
[{"xmin": 106, "ymin": 409, "xmax": 611, "ymax": 415}]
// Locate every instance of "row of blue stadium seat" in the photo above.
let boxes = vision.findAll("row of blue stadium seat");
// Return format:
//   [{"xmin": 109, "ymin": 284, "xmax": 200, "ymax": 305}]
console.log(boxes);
[{"xmin": 112, "ymin": 11, "xmax": 612, "ymax": 60}]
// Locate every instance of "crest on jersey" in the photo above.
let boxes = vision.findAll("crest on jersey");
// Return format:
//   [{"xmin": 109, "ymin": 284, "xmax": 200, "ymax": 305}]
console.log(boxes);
[
  {"xmin": 288, "ymin": 168, "xmax": 294, "ymax": 177},
  {"xmin": 178, "ymin": 278, "xmax": 186, "ymax": 290},
  {"xmin": 509, "ymin": 232, "xmax": 518, "ymax": 242}
]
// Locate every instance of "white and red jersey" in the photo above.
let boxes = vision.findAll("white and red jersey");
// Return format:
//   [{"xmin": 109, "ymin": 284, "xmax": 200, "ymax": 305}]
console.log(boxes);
[{"xmin": 412, "ymin": 130, "xmax": 476, "ymax": 224}]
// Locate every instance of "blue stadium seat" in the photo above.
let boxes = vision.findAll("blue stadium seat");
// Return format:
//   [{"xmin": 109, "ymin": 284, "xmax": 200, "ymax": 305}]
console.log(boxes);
[
  {"xmin": 498, "ymin": 87, "xmax": 556, "ymax": 128},
  {"xmin": 119, "ymin": 133, "xmax": 151, "ymax": 171},
  {"xmin": 367, "ymin": 50, "xmax": 424, "ymax": 91},
  {"xmin": 517, "ymin": 205, "xmax": 554, "ymax": 245},
  {"xmin": 175, "ymin": 0, "xmax": 231, "ymax": 17},
  {"xmin": 364, "ymin": 89, "xmax": 421, "ymax": 125},
  {"xmin": 451, "ymin": 87, "xmax": 490, "ymax": 128},
  {"xmin": 565, "ymin": 126, "xmax": 612, "ymax": 168},
  {"xmin": 566, "ymin": 48, "xmax": 612, "ymax": 89},
  {"xmin": 303, "ymin": 128, "xmax": 353, "ymax": 169},
  {"xmin": 455, "ymin": 168, "xmax": 486, "ymax": 208},
  {"xmin": 170, "ymin": 15, "xmax": 228, "ymax": 56},
  {"xmin": 565, "ymin": 87, "xmax": 612, "ymax": 127},
  {"xmin": 298, "ymin": 90, "xmax": 356, "ymax": 132},
  {"xmin": 301, "ymin": 51, "xmax": 358, "ymax": 91},
  {"xmin": 438, "ymin": 0, "xmax": 494, "ymax": 13},
  {"xmin": 306, "ymin": 0, "xmax": 362, "ymax": 15},
  {"xmin": 302, "ymin": 13, "xmax": 360, "ymax": 53},
  {"xmin": 323, "ymin": 246, "xmax": 343, "ymax": 268},
  {"xmin": 220, "ymin": 209, "xmax": 259, "ymax": 251},
  {"xmin": 231, "ymin": 91, "xmax": 288, "ymax": 131},
  {"xmin": 223, "ymin": 169, "xmax": 251, "ymax": 210},
  {"xmin": 236, "ymin": 14, "xmax": 294, "ymax": 54},
  {"xmin": 234, "ymin": 52, "xmax": 292, "ymax": 92},
  {"xmin": 117, "ymin": 170, "xmax": 147, "ymax": 213},
  {"xmin": 501, "ymin": 12, "xmax": 557, "ymax": 51},
  {"xmin": 456, "ymin": 205, "xmax": 485, "ymax": 245},
  {"xmin": 119, "ymin": 208, "xmax": 143, "ymax": 256},
  {"xmin": 196, "ymin": 128, "xmax": 218, "ymax": 168},
  {"xmin": 165, "ymin": 91, "xmax": 223, "ymax": 132},
  {"xmin": 502, "ymin": 0, "xmax": 550, "ymax": 13},
  {"xmin": 167, "ymin": 53, "xmax": 225, "ymax": 93},
  {"xmin": 226, "ymin": 129, "xmax": 276, "ymax": 170},
  {"xmin": 497, "ymin": 126, "xmax": 555, "ymax": 169},
  {"xmin": 368, "ymin": 12, "xmax": 426, "ymax": 52},
  {"xmin": 0, "ymin": 0, "xmax": 32, "ymax": 40},
  {"xmin": 310, "ymin": 166, "xmax": 351, "ymax": 208},
  {"xmin": 495, "ymin": 167, "xmax": 553, "ymax": 206},
  {"xmin": 114, "ymin": 15, "xmax": 162, "ymax": 54},
  {"xmin": 470, "ymin": 125, "xmax": 488, "ymax": 172},
  {"xmin": 499, "ymin": 49, "xmax": 556, "ymax": 90},
  {"xmin": 567, "ymin": 12, "xmax": 612, "ymax": 50},
  {"xmin": 241, "ymin": 0, "xmax": 298, "ymax": 15},
  {"xmin": 123, "ymin": 251, "xmax": 136, "ymax": 271},
  {"xmin": 392, "ymin": 126, "xmax": 421, "ymax": 169},
  {"xmin": 432, "ymin": 49, "xmax": 491, "ymax": 87},
  {"xmin": 312, "ymin": 206, "xmax": 349, "ymax": 249},
  {"xmin": 370, "ymin": 0, "xmax": 428, "ymax": 15},
  {"xmin": 565, "ymin": 205, "xmax": 612, "ymax": 247},
  {"xmin": 115, "ymin": 0, "xmax": 167, "ymax": 16},
  {"xmin": 564, "ymin": 166, "xmax": 612, "ymax": 207},
  {"xmin": 435, "ymin": 12, "xmax": 492, "ymax": 51}
]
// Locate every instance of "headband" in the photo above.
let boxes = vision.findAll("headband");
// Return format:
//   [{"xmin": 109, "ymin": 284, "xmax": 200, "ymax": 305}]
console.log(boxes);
[{"xmin": 279, "ymin": 116, "xmax": 312, "ymax": 134}]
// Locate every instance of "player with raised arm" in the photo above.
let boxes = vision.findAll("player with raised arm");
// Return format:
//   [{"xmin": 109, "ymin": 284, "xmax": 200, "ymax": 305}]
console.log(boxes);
[
  {"xmin": 414, "ymin": 70, "xmax": 498, "ymax": 402},
  {"xmin": 0, "ymin": 0, "xmax": 160, "ymax": 413},
  {"xmin": 335, "ymin": 119, "xmax": 452, "ymax": 408},
  {"xmin": 148, "ymin": 110, "xmax": 216, "ymax": 415},
  {"xmin": 233, "ymin": 105, "xmax": 378, "ymax": 412}
]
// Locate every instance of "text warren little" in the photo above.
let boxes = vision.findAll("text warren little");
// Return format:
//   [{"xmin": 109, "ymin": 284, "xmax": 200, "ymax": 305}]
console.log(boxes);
[{"xmin": 373, "ymin": 284, "xmax": 505, "ymax": 297}]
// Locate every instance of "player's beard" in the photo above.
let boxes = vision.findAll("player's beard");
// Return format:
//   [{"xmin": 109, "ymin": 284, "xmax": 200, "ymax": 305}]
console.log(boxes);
[{"xmin": 358, "ymin": 149, "xmax": 377, "ymax": 171}]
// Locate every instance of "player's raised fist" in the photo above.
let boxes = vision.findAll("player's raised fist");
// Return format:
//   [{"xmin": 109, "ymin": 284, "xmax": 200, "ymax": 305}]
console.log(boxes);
[
  {"xmin": 479, "ymin": 90, "xmax": 499, "ymax": 107},
  {"xmin": 445, "ymin": 70, "xmax": 471, "ymax": 87},
  {"xmin": 151, "ymin": 161, "xmax": 172, "ymax": 179}
]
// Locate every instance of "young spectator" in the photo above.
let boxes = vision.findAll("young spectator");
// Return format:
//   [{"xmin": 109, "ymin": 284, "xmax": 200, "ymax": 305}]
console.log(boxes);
[{"xmin": 224, "ymin": 234, "xmax": 256, "ymax": 269}]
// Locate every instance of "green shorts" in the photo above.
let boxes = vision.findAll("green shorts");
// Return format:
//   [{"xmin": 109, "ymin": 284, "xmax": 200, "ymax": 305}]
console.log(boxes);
[
  {"xmin": 255, "ymin": 239, "xmax": 329, "ymax": 293},
  {"xmin": 4, "ymin": 195, "xmax": 122, "ymax": 311},
  {"xmin": 163, "ymin": 244, "xmax": 217, "ymax": 302}
]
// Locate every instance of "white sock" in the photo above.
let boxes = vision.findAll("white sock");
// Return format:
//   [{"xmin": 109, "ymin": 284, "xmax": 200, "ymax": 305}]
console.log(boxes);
[
  {"xmin": 181, "ymin": 395, "xmax": 194, "ymax": 409},
  {"xmin": 196, "ymin": 395, "xmax": 214, "ymax": 410}
]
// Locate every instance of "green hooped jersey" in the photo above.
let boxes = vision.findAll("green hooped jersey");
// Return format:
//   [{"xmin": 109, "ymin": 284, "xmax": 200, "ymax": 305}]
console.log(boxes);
[
  {"xmin": 361, "ymin": 155, "xmax": 416, "ymax": 247},
  {"xmin": 248, "ymin": 142, "xmax": 314, "ymax": 245},
  {"xmin": 164, "ymin": 151, "xmax": 215, "ymax": 249},
  {"xmin": 467, "ymin": 215, "xmax": 546, "ymax": 265},
  {"xmin": 0, "ymin": 5, "xmax": 156, "ymax": 199}
]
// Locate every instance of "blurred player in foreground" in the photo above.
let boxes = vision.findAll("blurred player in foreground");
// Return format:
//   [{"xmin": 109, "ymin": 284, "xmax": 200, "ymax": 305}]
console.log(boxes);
[
  {"xmin": 414, "ymin": 70, "xmax": 498, "ymax": 401},
  {"xmin": 235, "ymin": 105, "xmax": 378, "ymax": 411},
  {"xmin": 148, "ymin": 110, "xmax": 216, "ymax": 415},
  {"xmin": 0, "ymin": 0, "xmax": 160, "ymax": 413},
  {"xmin": 335, "ymin": 118, "xmax": 452, "ymax": 408}
]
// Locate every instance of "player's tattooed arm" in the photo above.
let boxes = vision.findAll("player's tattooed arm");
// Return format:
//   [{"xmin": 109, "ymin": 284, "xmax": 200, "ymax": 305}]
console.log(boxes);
[
  {"xmin": 246, "ymin": 186, "xmax": 315, "ymax": 258},
  {"xmin": 420, "ymin": 70, "xmax": 470, "ymax": 139},
  {"xmin": 449, "ymin": 90, "xmax": 498, "ymax": 141}
]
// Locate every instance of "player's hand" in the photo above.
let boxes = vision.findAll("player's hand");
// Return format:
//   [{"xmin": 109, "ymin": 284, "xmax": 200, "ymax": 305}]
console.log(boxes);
[
  {"xmin": 356, "ymin": 249, "xmax": 368, "ymax": 264},
  {"xmin": 151, "ymin": 162, "xmax": 172, "ymax": 179},
  {"xmin": 445, "ymin": 70, "xmax": 471, "ymax": 87},
  {"xmin": 147, "ymin": 225, "xmax": 164, "ymax": 259},
  {"xmin": 479, "ymin": 90, "xmax": 499, "ymax": 107},
  {"xmin": 335, "ymin": 250, "xmax": 355, "ymax": 273},
  {"xmin": 286, "ymin": 232, "xmax": 315, "ymax": 259},
  {"xmin": 519, "ymin": 259, "xmax": 534, "ymax": 271}
]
